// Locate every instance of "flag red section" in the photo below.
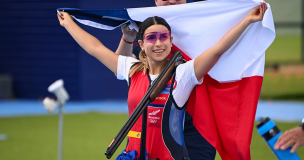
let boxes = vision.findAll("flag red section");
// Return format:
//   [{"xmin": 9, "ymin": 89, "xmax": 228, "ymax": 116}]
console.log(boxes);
[
  {"xmin": 187, "ymin": 74, "xmax": 263, "ymax": 160},
  {"xmin": 168, "ymin": 44, "xmax": 192, "ymax": 61},
  {"xmin": 169, "ymin": 45, "xmax": 263, "ymax": 160}
]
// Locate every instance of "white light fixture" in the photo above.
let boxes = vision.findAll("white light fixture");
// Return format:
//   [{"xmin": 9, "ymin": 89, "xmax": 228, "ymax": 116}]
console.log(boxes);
[
  {"xmin": 42, "ymin": 79, "xmax": 69, "ymax": 160},
  {"xmin": 48, "ymin": 79, "xmax": 69, "ymax": 106},
  {"xmin": 42, "ymin": 97, "xmax": 58, "ymax": 113}
]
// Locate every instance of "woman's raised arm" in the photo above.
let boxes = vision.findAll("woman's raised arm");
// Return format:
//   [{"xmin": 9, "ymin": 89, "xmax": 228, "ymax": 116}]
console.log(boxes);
[
  {"xmin": 57, "ymin": 12, "xmax": 119, "ymax": 74},
  {"xmin": 115, "ymin": 24, "xmax": 138, "ymax": 58},
  {"xmin": 193, "ymin": 3, "xmax": 267, "ymax": 80}
]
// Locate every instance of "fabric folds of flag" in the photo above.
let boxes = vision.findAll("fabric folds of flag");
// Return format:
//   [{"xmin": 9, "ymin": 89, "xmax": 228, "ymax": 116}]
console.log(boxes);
[
  {"xmin": 56, "ymin": 8, "xmax": 139, "ymax": 31},
  {"xmin": 58, "ymin": 0, "xmax": 276, "ymax": 159}
]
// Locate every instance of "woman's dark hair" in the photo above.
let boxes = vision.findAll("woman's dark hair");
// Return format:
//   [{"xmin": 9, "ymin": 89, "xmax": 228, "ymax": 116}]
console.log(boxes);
[
  {"xmin": 129, "ymin": 16, "xmax": 171, "ymax": 77},
  {"xmin": 138, "ymin": 16, "xmax": 171, "ymax": 40}
]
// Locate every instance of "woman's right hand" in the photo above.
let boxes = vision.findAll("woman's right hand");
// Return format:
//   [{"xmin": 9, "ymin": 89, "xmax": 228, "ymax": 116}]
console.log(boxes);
[
  {"xmin": 57, "ymin": 11, "xmax": 74, "ymax": 28},
  {"xmin": 246, "ymin": 2, "xmax": 267, "ymax": 23},
  {"xmin": 121, "ymin": 24, "xmax": 138, "ymax": 43}
]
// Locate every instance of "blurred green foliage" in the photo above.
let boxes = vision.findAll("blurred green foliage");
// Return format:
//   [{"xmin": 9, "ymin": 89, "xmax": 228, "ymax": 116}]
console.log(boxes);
[
  {"xmin": 265, "ymin": 35, "xmax": 301, "ymax": 66},
  {"xmin": 261, "ymin": 68, "xmax": 304, "ymax": 100},
  {"xmin": 261, "ymin": 35, "xmax": 304, "ymax": 100}
]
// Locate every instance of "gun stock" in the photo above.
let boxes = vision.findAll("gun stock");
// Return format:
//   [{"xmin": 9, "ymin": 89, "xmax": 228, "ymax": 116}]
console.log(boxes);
[{"xmin": 150, "ymin": 62, "xmax": 175, "ymax": 101}]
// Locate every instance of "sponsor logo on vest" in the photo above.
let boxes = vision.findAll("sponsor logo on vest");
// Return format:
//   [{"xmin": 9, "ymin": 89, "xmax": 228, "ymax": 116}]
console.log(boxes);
[
  {"xmin": 156, "ymin": 97, "xmax": 166, "ymax": 100},
  {"xmin": 150, "ymin": 119, "xmax": 157, "ymax": 123},
  {"xmin": 149, "ymin": 109, "xmax": 160, "ymax": 116},
  {"xmin": 148, "ymin": 116, "xmax": 160, "ymax": 119},
  {"xmin": 148, "ymin": 110, "xmax": 161, "ymax": 124}
]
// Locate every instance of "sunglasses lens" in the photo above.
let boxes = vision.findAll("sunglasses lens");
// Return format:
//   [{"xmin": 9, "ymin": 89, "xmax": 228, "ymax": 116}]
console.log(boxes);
[
  {"xmin": 160, "ymin": 33, "xmax": 169, "ymax": 42},
  {"xmin": 145, "ymin": 35, "xmax": 157, "ymax": 43},
  {"xmin": 143, "ymin": 31, "xmax": 170, "ymax": 43}
]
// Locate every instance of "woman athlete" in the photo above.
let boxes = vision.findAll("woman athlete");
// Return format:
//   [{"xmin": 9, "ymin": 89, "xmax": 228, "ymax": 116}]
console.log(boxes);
[{"xmin": 57, "ymin": 2, "xmax": 267, "ymax": 159}]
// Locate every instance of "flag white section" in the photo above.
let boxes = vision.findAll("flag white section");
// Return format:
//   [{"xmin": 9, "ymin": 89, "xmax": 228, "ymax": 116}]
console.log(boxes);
[
  {"xmin": 127, "ymin": 0, "xmax": 275, "ymax": 82},
  {"xmin": 71, "ymin": 16, "xmax": 139, "ymax": 32},
  {"xmin": 71, "ymin": 15, "xmax": 118, "ymax": 30}
]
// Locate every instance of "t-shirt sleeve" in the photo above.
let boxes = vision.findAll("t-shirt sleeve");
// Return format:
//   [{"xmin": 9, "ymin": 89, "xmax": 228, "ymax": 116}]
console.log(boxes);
[
  {"xmin": 117, "ymin": 55, "xmax": 140, "ymax": 84},
  {"xmin": 173, "ymin": 59, "xmax": 204, "ymax": 108}
]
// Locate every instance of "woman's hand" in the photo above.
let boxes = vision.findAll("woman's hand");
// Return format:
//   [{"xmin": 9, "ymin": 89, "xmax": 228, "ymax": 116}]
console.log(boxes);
[
  {"xmin": 57, "ymin": 11, "xmax": 74, "ymax": 28},
  {"xmin": 121, "ymin": 24, "xmax": 138, "ymax": 42},
  {"xmin": 246, "ymin": 2, "xmax": 267, "ymax": 23},
  {"xmin": 193, "ymin": 2, "xmax": 268, "ymax": 81}
]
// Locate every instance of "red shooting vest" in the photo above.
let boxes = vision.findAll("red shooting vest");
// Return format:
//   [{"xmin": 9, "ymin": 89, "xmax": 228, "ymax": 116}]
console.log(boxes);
[{"xmin": 126, "ymin": 70, "xmax": 176, "ymax": 160}]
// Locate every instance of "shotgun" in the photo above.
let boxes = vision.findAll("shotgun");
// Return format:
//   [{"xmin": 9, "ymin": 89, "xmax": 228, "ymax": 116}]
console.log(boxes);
[{"xmin": 105, "ymin": 51, "xmax": 184, "ymax": 159}]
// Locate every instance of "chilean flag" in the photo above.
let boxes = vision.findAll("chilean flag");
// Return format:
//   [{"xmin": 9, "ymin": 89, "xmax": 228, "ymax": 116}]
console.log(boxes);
[{"xmin": 58, "ymin": 0, "xmax": 275, "ymax": 159}]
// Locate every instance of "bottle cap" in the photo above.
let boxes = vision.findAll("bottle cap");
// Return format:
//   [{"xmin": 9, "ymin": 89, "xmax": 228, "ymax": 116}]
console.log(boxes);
[{"xmin": 256, "ymin": 117, "xmax": 270, "ymax": 128}]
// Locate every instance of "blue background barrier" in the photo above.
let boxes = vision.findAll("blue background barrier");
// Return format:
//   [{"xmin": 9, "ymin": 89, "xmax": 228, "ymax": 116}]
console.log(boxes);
[{"xmin": 0, "ymin": 0, "xmax": 161, "ymax": 100}]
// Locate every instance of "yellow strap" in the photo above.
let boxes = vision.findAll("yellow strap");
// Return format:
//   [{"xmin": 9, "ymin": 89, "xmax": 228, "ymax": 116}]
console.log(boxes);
[{"xmin": 127, "ymin": 131, "xmax": 141, "ymax": 138}]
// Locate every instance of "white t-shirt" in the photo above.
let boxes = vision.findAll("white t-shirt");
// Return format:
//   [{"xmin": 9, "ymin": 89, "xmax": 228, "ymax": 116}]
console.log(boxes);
[{"xmin": 117, "ymin": 55, "xmax": 203, "ymax": 108}]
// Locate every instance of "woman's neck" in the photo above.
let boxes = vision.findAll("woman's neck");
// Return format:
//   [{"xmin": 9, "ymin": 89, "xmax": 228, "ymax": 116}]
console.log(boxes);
[{"xmin": 148, "ymin": 59, "xmax": 168, "ymax": 75}]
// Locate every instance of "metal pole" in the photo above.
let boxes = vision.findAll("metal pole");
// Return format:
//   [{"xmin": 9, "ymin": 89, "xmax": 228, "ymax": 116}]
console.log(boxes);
[
  {"xmin": 302, "ymin": 0, "xmax": 304, "ymax": 62},
  {"xmin": 58, "ymin": 104, "xmax": 64, "ymax": 160}
]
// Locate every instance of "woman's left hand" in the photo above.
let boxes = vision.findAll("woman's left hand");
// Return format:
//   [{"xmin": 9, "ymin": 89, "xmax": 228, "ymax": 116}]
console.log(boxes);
[
  {"xmin": 121, "ymin": 24, "xmax": 138, "ymax": 43},
  {"xmin": 246, "ymin": 2, "xmax": 267, "ymax": 23}
]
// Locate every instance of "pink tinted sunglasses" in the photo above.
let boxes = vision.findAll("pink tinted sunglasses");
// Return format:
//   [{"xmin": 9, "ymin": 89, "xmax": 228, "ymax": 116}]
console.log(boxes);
[{"xmin": 143, "ymin": 30, "xmax": 171, "ymax": 43}]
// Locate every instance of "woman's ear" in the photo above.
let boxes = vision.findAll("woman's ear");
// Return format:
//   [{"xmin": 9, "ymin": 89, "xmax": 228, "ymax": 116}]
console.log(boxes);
[
  {"xmin": 138, "ymin": 40, "xmax": 144, "ymax": 50},
  {"xmin": 170, "ymin": 36, "xmax": 173, "ymax": 45}
]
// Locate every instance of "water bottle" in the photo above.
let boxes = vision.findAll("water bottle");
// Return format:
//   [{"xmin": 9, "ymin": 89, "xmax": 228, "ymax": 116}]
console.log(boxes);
[{"xmin": 256, "ymin": 117, "xmax": 301, "ymax": 160}]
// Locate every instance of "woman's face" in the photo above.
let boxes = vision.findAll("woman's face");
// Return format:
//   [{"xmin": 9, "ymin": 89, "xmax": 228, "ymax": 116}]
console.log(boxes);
[{"xmin": 139, "ymin": 24, "xmax": 172, "ymax": 64}]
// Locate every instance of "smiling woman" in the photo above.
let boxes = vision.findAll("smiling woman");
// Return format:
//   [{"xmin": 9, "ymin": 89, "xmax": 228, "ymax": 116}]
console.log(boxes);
[
  {"xmin": 57, "ymin": 3, "xmax": 267, "ymax": 159},
  {"xmin": 130, "ymin": 17, "xmax": 172, "ymax": 77}
]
